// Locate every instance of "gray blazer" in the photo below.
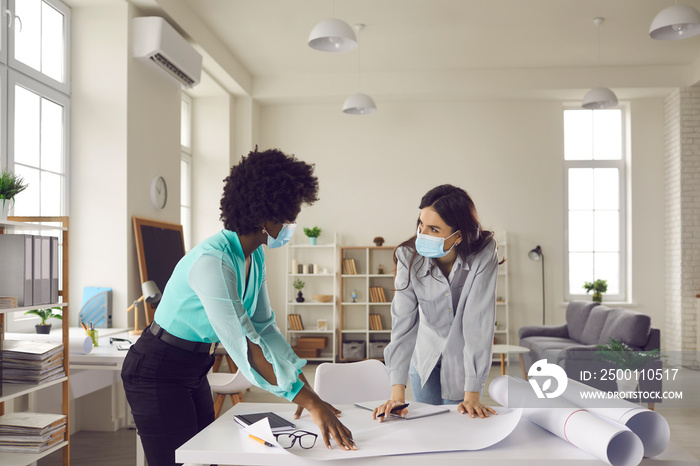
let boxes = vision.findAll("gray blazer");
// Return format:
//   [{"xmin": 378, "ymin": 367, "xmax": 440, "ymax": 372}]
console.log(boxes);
[{"xmin": 384, "ymin": 238, "xmax": 498, "ymax": 400}]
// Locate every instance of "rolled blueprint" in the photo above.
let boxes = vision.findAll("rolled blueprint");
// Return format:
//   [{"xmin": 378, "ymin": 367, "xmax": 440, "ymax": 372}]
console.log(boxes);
[
  {"xmin": 559, "ymin": 377, "xmax": 670, "ymax": 457},
  {"xmin": 4, "ymin": 332, "xmax": 93, "ymax": 355},
  {"xmin": 489, "ymin": 375, "xmax": 643, "ymax": 466}
]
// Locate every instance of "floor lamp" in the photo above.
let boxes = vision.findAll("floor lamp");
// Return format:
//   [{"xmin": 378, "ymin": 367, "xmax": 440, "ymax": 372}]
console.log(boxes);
[
  {"xmin": 528, "ymin": 245, "xmax": 545, "ymax": 325},
  {"xmin": 127, "ymin": 280, "xmax": 162, "ymax": 335}
]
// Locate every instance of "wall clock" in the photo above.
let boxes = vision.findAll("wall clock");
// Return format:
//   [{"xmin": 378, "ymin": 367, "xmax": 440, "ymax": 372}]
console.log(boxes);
[{"xmin": 150, "ymin": 175, "xmax": 167, "ymax": 209}]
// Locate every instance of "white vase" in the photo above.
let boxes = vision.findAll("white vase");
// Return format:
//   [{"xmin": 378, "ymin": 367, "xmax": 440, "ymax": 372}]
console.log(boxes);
[{"xmin": 0, "ymin": 199, "xmax": 11, "ymax": 221}]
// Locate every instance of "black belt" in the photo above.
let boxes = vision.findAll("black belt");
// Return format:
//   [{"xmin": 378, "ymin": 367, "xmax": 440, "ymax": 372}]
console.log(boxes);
[{"xmin": 149, "ymin": 321, "xmax": 219, "ymax": 354}]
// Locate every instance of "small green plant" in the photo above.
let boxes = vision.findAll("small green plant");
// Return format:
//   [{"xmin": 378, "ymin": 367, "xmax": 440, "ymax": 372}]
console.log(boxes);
[
  {"xmin": 303, "ymin": 226, "xmax": 322, "ymax": 238},
  {"xmin": 292, "ymin": 279, "xmax": 305, "ymax": 290},
  {"xmin": 583, "ymin": 279, "xmax": 608, "ymax": 303},
  {"xmin": 24, "ymin": 306, "xmax": 63, "ymax": 325},
  {"xmin": 595, "ymin": 338, "xmax": 660, "ymax": 371},
  {"xmin": 0, "ymin": 169, "xmax": 28, "ymax": 209}
]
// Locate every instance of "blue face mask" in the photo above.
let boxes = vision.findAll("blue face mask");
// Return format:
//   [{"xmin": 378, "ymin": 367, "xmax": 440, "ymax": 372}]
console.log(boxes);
[
  {"xmin": 415, "ymin": 228, "xmax": 460, "ymax": 258},
  {"xmin": 266, "ymin": 223, "xmax": 297, "ymax": 248}
]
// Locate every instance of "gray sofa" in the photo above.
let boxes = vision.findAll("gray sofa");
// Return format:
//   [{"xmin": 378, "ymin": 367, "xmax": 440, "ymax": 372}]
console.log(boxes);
[{"xmin": 519, "ymin": 301, "xmax": 662, "ymax": 405}]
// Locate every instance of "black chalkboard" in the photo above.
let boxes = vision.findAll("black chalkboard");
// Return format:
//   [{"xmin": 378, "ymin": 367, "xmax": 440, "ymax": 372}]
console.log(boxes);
[{"xmin": 133, "ymin": 216, "xmax": 185, "ymax": 325}]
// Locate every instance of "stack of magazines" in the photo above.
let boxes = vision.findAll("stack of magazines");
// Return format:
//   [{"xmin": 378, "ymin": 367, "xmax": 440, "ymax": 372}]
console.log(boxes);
[
  {"xmin": 0, "ymin": 412, "xmax": 67, "ymax": 453},
  {"xmin": 1, "ymin": 340, "xmax": 65, "ymax": 384}
]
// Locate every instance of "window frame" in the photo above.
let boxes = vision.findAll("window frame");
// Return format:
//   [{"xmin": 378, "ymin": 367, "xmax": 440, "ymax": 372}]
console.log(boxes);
[
  {"xmin": 7, "ymin": 0, "xmax": 71, "ymax": 95},
  {"xmin": 180, "ymin": 93, "xmax": 193, "ymax": 251},
  {"xmin": 563, "ymin": 104, "xmax": 628, "ymax": 303}
]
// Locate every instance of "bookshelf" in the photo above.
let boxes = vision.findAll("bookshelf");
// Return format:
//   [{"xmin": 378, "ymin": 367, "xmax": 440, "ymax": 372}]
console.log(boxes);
[
  {"xmin": 338, "ymin": 246, "xmax": 395, "ymax": 361},
  {"xmin": 0, "ymin": 217, "xmax": 70, "ymax": 466},
  {"xmin": 494, "ymin": 232, "xmax": 510, "ymax": 358},
  {"xmin": 284, "ymin": 233, "xmax": 337, "ymax": 361}
]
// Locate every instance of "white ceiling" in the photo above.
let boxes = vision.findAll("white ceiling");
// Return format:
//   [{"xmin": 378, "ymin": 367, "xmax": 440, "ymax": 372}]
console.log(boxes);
[{"xmin": 130, "ymin": 0, "xmax": 700, "ymax": 102}]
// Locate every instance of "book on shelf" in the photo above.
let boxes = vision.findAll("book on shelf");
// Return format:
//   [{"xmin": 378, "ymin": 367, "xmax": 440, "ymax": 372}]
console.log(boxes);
[
  {"xmin": 287, "ymin": 314, "xmax": 304, "ymax": 331},
  {"xmin": 342, "ymin": 258, "xmax": 358, "ymax": 275},
  {"xmin": 1, "ymin": 340, "xmax": 66, "ymax": 384},
  {"xmin": 369, "ymin": 286, "xmax": 387, "ymax": 303},
  {"xmin": 0, "ymin": 412, "xmax": 67, "ymax": 454},
  {"xmin": 369, "ymin": 314, "xmax": 383, "ymax": 331}
]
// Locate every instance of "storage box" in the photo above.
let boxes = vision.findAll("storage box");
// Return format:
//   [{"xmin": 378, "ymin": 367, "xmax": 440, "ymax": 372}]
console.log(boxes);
[
  {"xmin": 342, "ymin": 340, "xmax": 366, "ymax": 360},
  {"xmin": 369, "ymin": 341, "xmax": 389, "ymax": 359},
  {"xmin": 292, "ymin": 346, "xmax": 320, "ymax": 358},
  {"xmin": 296, "ymin": 336, "xmax": 328, "ymax": 349}
]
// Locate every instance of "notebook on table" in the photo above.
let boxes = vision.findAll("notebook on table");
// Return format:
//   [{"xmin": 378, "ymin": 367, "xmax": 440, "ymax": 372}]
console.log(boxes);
[
  {"xmin": 355, "ymin": 400, "xmax": 450, "ymax": 420},
  {"xmin": 233, "ymin": 412, "xmax": 296, "ymax": 433}
]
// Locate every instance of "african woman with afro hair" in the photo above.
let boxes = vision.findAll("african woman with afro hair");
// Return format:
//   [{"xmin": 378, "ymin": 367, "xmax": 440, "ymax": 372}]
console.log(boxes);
[{"xmin": 122, "ymin": 148, "xmax": 355, "ymax": 466}]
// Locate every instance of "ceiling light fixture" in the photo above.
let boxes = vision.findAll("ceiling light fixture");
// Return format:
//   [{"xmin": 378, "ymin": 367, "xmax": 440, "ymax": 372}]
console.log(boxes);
[
  {"xmin": 582, "ymin": 17, "xmax": 618, "ymax": 110},
  {"xmin": 649, "ymin": 3, "xmax": 700, "ymax": 40},
  {"xmin": 308, "ymin": 1, "xmax": 357, "ymax": 52},
  {"xmin": 343, "ymin": 24, "xmax": 377, "ymax": 115}
]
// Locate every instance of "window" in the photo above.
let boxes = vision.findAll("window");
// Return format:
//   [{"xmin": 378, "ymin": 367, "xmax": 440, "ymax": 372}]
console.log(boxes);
[
  {"xmin": 564, "ymin": 107, "xmax": 626, "ymax": 302},
  {"xmin": 181, "ymin": 94, "xmax": 192, "ymax": 250}
]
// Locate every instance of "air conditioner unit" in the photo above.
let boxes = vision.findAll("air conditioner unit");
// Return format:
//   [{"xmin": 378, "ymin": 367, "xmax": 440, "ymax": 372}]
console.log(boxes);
[{"xmin": 133, "ymin": 16, "xmax": 202, "ymax": 89}]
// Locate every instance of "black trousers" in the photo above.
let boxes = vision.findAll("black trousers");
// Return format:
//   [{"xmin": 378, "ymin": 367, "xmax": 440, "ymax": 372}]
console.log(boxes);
[{"xmin": 121, "ymin": 327, "xmax": 216, "ymax": 466}]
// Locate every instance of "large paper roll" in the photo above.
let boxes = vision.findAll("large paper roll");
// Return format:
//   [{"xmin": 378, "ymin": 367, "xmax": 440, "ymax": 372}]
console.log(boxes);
[
  {"xmin": 489, "ymin": 376, "xmax": 643, "ymax": 466},
  {"xmin": 559, "ymin": 377, "xmax": 670, "ymax": 457},
  {"xmin": 4, "ymin": 332, "xmax": 93, "ymax": 355}
]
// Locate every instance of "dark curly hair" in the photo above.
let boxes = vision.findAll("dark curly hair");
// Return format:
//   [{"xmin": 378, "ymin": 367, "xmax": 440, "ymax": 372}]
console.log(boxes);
[{"xmin": 220, "ymin": 148, "xmax": 319, "ymax": 234}]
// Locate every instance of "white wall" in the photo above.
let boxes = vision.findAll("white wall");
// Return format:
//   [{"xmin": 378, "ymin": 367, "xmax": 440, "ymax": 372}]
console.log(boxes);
[{"xmin": 260, "ymin": 98, "xmax": 667, "ymax": 344}]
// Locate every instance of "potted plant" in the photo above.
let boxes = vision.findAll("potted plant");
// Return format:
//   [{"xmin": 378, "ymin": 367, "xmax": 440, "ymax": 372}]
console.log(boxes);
[
  {"xmin": 293, "ymin": 278, "xmax": 305, "ymax": 302},
  {"xmin": 583, "ymin": 279, "xmax": 607, "ymax": 303},
  {"xmin": 0, "ymin": 169, "xmax": 28, "ymax": 221},
  {"xmin": 595, "ymin": 338, "xmax": 661, "ymax": 395},
  {"xmin": 303, "ymin": 226, "xmax": 322, "ymax": 245},
  {"xmin": 25, "ymin": 306, "xmax": 63, "ymax": 334}
]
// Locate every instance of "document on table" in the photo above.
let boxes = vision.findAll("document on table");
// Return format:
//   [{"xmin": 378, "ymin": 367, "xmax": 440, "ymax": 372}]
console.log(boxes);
[{"xmin": 354, "ymin": 400, "xmax": 449, "ymax": 420}]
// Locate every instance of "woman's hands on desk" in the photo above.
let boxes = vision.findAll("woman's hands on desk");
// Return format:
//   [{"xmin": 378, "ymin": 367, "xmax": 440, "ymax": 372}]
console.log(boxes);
[
  {"xmin": 459, "ymin": 391, "xmax": 497, "ymax": 419},
  {"xmin": 373, "ymin": 385, "xmax": 409, "ymax": 422},
  {"xmin": 292, "ymin": 384, "xmax": 355, "ymax": 451}
]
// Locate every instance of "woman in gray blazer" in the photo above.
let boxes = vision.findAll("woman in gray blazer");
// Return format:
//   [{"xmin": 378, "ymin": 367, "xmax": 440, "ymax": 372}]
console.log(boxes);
[{"xmin": 375, "ymin": 184, "xmax": 499, "ymax": 420}]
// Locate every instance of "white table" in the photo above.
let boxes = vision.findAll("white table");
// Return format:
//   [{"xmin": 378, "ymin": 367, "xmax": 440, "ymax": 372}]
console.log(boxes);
[
  {"xmin": 176, "ymin": 402, "xmax": 699, "ymax": 465},
  {"xmin": 492, "ymin": 344, "xmax": 530, "ymax": 378}
]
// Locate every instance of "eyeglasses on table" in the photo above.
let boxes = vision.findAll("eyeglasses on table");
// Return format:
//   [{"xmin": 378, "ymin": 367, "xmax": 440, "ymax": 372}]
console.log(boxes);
[{"xmin": 273, "ymin": 430, "xmax": 317, "ymax": 449}]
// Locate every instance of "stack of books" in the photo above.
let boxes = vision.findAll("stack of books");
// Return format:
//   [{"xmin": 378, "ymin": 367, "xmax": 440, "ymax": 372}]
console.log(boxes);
[
  {"xmin": 0, "ymin": 412, "xmax": 66, "ymax": 454},
  {"xmin": 1, "ymin": 340, "xmax": 65, "ymax": 384},
  {"xmin": 369, "ymin": 286, "xmax": 387, "ymax": 302},
  {"xmin": 0, "ymin": 296, "xmax": 17, "ymax": 310},
  {"xmin": 369, "ymin": 314, "xmax": 384, "ymax": 330},
  {"xmin": 342, "ymin": 258, "xmax": 358, "ymax": 274},
  {"xmin": 287, "ymin": 314, "xmax": 304, "ymax": 331}
]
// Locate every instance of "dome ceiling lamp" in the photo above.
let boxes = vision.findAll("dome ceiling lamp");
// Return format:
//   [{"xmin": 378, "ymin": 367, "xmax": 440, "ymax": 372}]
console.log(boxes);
[
  {"xmin": 582, "ymin": 17, "xmax": 618, "ymax": 110},
  {"xmin": 308, "ymin": 1, "xmax": 357, "ymax": 52},
  {"xmin": 343, "ymin": 24, "xmax": 377, "ymax": 115},
  {"xmin": 649, "ymin": 3, "xmax": 700, "ymax": 40}
]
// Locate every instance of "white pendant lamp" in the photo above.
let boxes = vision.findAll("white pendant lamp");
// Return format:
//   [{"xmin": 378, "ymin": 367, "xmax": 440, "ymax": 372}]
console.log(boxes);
[
  {"xmin": 308, "ymin": 0, "xmax": 357, "ymax": 52},
  {"xmin": 343, "ymin": 24, "xmax": 376, "ymax": 115},
  {"xmin": 582, "ymin": 17, "xmax": 618, "ymax": 110},
  {"xmin": 649, "ymin": 4, "xmax": 700, "ymax": 40}
]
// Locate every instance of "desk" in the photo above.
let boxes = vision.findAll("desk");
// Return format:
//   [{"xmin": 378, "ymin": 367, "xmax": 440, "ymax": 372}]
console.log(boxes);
[
  {"xmin": 492, "ymin": 344, "xmax": 530, "ymax": 378},
  {"xmin": 176, "ymin": 402, "xmax": 699, "ymax": 465}
]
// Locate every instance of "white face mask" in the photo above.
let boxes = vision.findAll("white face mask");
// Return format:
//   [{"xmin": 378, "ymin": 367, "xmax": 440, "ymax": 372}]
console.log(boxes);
[
  {"xmin": 266, "ymin": 223, "xmax": 297, "ymax": 248},
  {"xmin": 415, "ymin": 228, "xmax": 459, "ymax": 258}
]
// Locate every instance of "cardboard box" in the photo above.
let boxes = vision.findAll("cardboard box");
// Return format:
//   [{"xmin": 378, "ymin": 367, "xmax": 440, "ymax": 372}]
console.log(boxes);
[{"xmin": 296, "ymin": 336, "xmax": 328, "ymax": 349}]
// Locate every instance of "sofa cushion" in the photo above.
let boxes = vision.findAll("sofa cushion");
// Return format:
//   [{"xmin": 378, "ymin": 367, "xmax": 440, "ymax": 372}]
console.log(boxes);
[
  {"xmin": 580, "ymin": 306, "xmax": 612, "ymax": 345},
  {"xmin": 598, "ymin": 308, "xmax": 651, "ymax": 348},
  {"xmin": 521, "ymin": 336, "xmax": 580, "ymax": 362},
  {"xmin": 566, "ymin": 301, "xmax": 598, "ymax": 342}
]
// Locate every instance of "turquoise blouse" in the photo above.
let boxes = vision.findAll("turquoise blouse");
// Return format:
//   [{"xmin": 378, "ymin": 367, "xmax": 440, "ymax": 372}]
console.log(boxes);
[{"xmin": 153, "ymin": 229, "xmax": 306, "ymax": 401}]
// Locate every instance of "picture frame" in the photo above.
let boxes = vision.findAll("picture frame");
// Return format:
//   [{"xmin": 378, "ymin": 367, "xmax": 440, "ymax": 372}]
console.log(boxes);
[{"xmin": 316, "ymin": 319, "xmax": 328, "ymax": 331}]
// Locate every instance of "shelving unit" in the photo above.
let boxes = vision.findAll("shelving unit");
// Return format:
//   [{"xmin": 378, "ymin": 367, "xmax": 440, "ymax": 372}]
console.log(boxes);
[
  {"xmin": 0, "ymin": 216, "xmax": 70, "ymax": 466},
  {"xmin": 285, "ymin": 233, "xmax": 338, "ymax": 362},
  {"xmin": 494, "ymin": 231, "xmax": 510, "ymax": 355},
  {"xmin": 338, "ymin": 246, "xmax": 395, "ymax": 361}
]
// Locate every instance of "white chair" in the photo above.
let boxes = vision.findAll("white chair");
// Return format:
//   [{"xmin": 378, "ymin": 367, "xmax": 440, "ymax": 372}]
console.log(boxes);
[
  {"xmin": 313, "ymin": 359, "xmax": 391, "ymax": 404},
  {"xmin": 207, "ymin": 370, "xmax": 253, "ymax": 418}
]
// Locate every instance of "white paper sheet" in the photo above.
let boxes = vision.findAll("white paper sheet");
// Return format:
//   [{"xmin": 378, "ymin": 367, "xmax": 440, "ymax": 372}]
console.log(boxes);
[
  {"xmin": 489, "ymin": 376, "xmax": 644, "ymax": 466},
  {"xmin": 234, "ymin": 405, "xmax": 522, "ymax": 461},
  {"xmin": 4, "ymin": 332, "xmax": 93, "ymax": 355},
  {"xmin": 559, "ymin": 377, "xmax": 670, "ymax": 457}
]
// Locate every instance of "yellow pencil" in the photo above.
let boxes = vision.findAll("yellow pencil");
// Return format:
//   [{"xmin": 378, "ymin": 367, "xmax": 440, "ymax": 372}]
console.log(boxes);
[{"xmin": 249, "ymin": 434, "xmax": 274, "ymax": 447}]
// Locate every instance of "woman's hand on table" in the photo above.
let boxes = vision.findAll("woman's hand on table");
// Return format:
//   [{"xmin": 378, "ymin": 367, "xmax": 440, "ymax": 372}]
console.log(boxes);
[
  {"xmin": 372, "ymin": 399, "xmax": 408, "ymax": 422},
  {"xmin": 458, "ymin": 391, "xmax": 497, "ymax": 419}
]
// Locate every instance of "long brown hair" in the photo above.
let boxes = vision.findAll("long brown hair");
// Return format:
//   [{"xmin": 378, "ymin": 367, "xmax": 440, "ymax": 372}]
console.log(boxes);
[{"xmin": 393, "ymin": 184, "xmax": 497, "ymax": 289}]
